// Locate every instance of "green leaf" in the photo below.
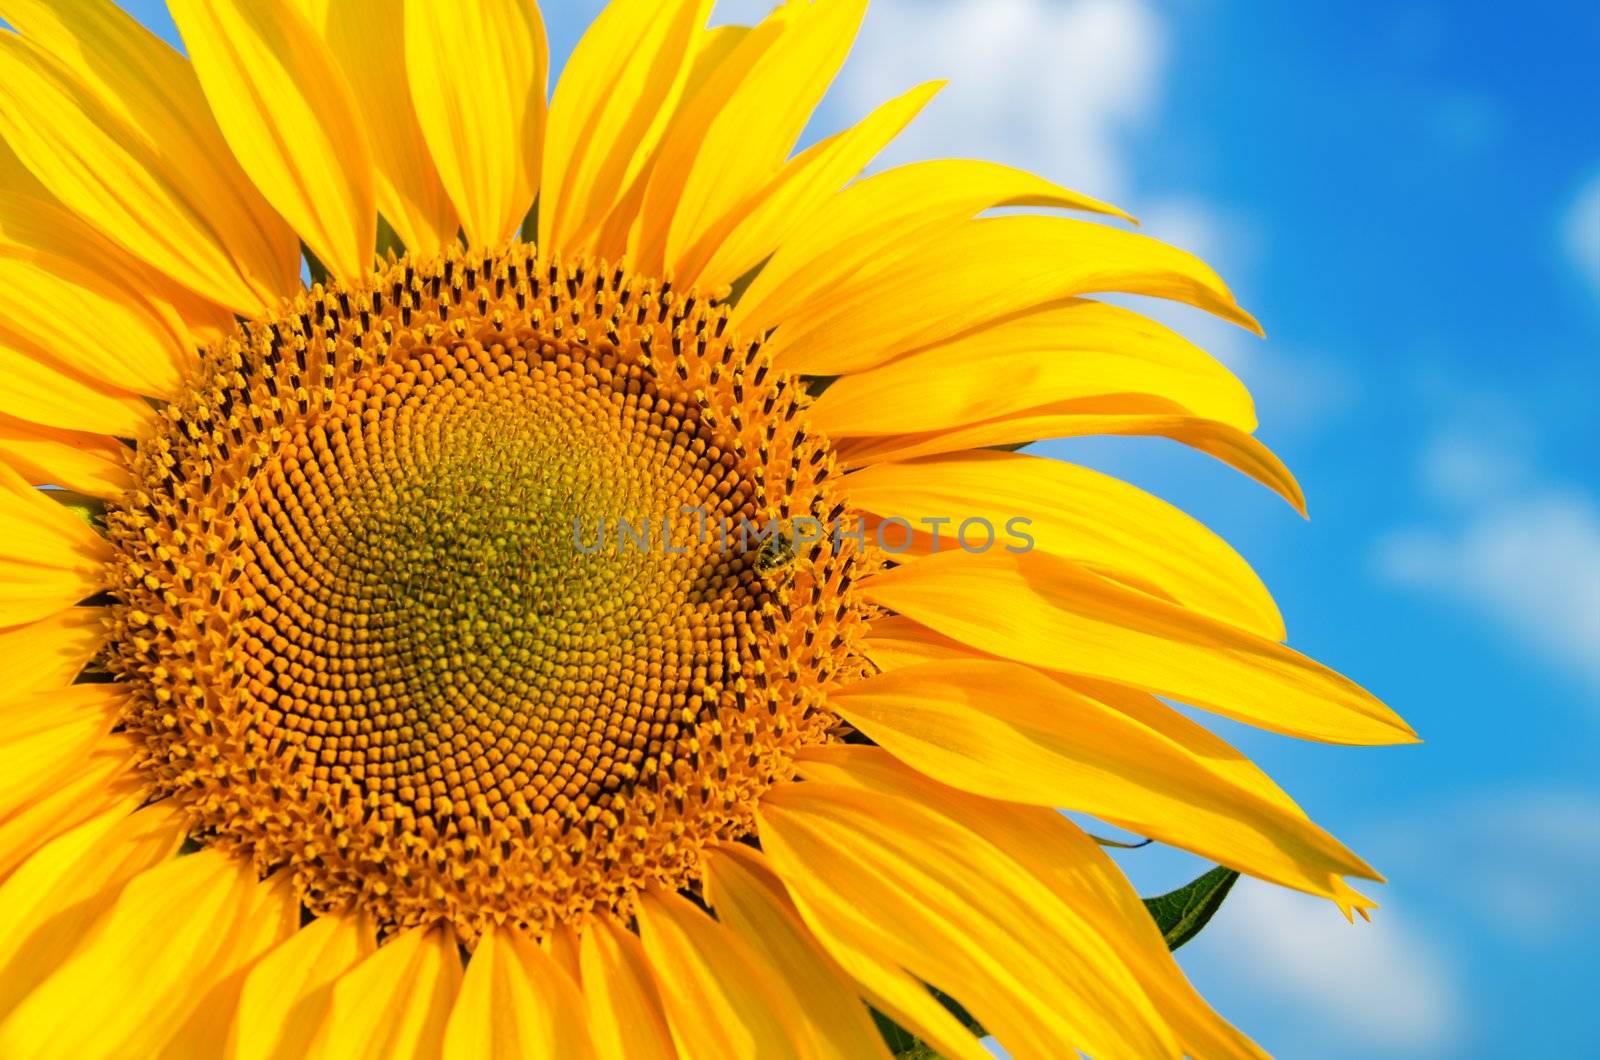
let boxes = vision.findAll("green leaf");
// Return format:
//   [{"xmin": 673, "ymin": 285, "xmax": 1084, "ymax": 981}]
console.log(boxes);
[{"xmin": 1142, "ymin": 865, "xmax": 1240, "ymax": 951}]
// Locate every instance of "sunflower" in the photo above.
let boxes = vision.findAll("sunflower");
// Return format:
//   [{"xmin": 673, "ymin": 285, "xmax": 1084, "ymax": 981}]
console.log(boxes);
[{"xmin": 0, "ymin": 0, "xmax": 1415, "ymax": 1056}]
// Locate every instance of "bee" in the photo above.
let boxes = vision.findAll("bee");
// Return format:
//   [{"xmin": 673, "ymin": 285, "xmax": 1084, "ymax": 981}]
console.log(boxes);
[{"xmin": 750, "ymin": 516, "xmax": 818, "ymax": 583}]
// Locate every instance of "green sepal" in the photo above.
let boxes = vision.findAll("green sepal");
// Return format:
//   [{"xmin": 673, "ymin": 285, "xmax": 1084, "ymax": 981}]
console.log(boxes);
[
  {"xmin": 48, "ymin": 489, "xmax": 106, "ymax": 529},
  {"xmin": 302, "ymin": 241, "xmax": 332, "ymax": 288},
  {"xmin": 519, "ymin": 196, "xmax": 539, "ymax": 245},
  {"xmin": 1142, "ymin": 865, "xmax": 1240, "ymax": 951},
  {"xmin": 375, "ymin": 214, "xmax": 406, "ymax": 260}
]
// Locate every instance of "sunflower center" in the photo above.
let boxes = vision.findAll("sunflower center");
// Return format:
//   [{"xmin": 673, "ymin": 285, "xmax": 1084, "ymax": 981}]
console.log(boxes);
[{"xmin": 104, "ymin": 245, "xmax": 869, "ymax": 941}]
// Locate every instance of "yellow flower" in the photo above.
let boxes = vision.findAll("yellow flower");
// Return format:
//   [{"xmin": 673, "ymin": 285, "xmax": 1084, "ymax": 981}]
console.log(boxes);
[{"xmin": 0, "ymin": 0, "xmax": 1416, "ymax": 1057}]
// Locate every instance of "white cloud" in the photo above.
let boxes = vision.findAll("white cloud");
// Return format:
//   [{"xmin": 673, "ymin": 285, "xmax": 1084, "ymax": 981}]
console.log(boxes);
[
  {"xmin": 833, "ymin": 0, "xmax": 1166, "ymax": 202},
  {"xmin": 1414, "ymin": 428, "xmax": 1532, "ymax": 507},
  {"xmin": 1564, "ymin": 173, "xmax": 1600, "ymax": 292},
  {"xmin": 1205, "ymin": 881, "xmax": 1464, "ymax": 1055},
  {"xmin": 1375, "ymin": 481, "xmax": 1600, "ymax": 693},
  {"xmin": 1375, "ymin": 786, "xmax": 1600, "ymax": 944}
]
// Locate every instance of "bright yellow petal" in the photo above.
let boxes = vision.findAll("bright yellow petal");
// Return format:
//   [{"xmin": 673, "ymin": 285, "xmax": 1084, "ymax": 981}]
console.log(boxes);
[
  {"xmin": 299, "ymin": 0, "xmax": 458, "ymax": 256},
  {"xmin": 648, "ymin": 0, "xmax": 870, "ymax": 280},
  {"xmin": 159, "ymin": 882, "xmax": 310, "ymax": 1057},
  {"xmin": 0, "ymin": 411, "xmax": 131, "ymax": 498},
  {"xmin": 0, "ymin": 607, "xmax": 104, "ymax": 709},
  {"xmin": 0, "ymin": 849, "xmax": 296, "ymax": 1058},
  {"xmin": 442, "ymin": 926, "xmax": 593, "ymax": 1060},
  {"xmin": 0, "ymin": 803, "xmax": 183, "ymax": 1017},
  {"xmin": 406, "ymin": 0, "xmax": 547, "ymax": 247},
  {"xmin": 585, "ymin": 24, "xmax": 752, "ymax": 261},
  {"xmin": 227, "ymin": 913, "xmax": 375, "ymax": 1060},
  {"xmin": 170, "ymin": 0, "xmax": 376, "ymax": 284},
  {"xmin": 757, "ymin": 781, "xmax": 1179, "ymax": 1058},
  {"xmin": 0, "ymin": 179, "xmax": 234, "ymax": 345},
  {"xmin": 541, "ymin": 0, "xmax": 711, "ymax": 255},
  {"xmin": 829, "ymin": 658, "xmax": 1380, "ymax": 901},
  {"xmin": 796, "ymin": 745, "xmax": 1267, "ymax": 1059},
  {"xmin": 763, "ymin": 214, "xmax": 1258, "ymax": 375},
  {"xmin": 0, "ymin": 247, "xmax": 188, "ymax": 399},
  {"xmin": 0, "ymin": 335, "xmax": 155, "ymax": 438},
  {"xmin": 733, "ymin": 159, "xmax": 1130, "ymax": 336},
  {"xmin": 846, "ymin": 449, "xmax": 1283, "ymax": 638},
  {"xmin": 702, "ymin": 844, "xmax": 892, "ymax": 1059},
  {"xmin": 0, "ymin": 735, "xmax": 143, "ymax": 879},
  {"xmin": 683, "ymin": 79, "xmax": 943, "ymax": 291},
  {"xmin": 811, "ymin": 297, "xmax": 1255, "ymax": 436},
  {"xmin": 306, "ymin": 925, "xmax": 462, "ymax": 1060},
  {"xmin": 541, "ymin": 924, "xmax": 582, "ymax": 982},
  {"xmin": 837, "ymin": 402, "xmax": 1308, "ymax": 515},
  {"xmin": 0, "ymin": 3, "xmax": 299, "ymax": 311},
  {"xmin": 576, "ymin": 917, "xmax": 676, "ymax": 1060},
  {"xmin": 634, "ymin": 887, "xmax": 806, "ymax": 1060},
  {"xmin": 0, "ymin": 464, "xmax": 111, "ymax": 627},
  {"xmin": 863, "ymin": 549, "xmax": 1416, "ymax": 744},
  {"xmin": 0, "ymin": 685, "xmax": 122, "ymax": 823}
]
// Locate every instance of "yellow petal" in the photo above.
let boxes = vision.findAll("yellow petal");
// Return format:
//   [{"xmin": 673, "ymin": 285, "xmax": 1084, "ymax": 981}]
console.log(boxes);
[
  {"xmin": 702, "ymin": 844, "xmax": 892, "ymax": 1059},
  {"xmin": 0, "ymin": 849, "xmax": 296, "ymax": 1058},
  {"xmin": 442, "ymin": 926, "xmax": 593, "ymax": 1060},
  {"xmin": 0, "ymin": 735, "xmax": 143, "ymax": 879},
  {"xmin": 733, "ymin": 159, "xmax": 1130, "ymax": 336},
  {"xmin": 0, "ymin": 4, "xmax": 299, "ymax": 311},
  {"xmin": 0, "ymin": 334, "xmax": 155, "ymax": 438},
  {"xmin": 762, "ymin": 214, "xmax": 1258, "ymax": 375},
  {"xmin": 585, "ymin": 24, "xmax": 752, "ymax": 261},
  {"xmin": 306, "ymin": 925, "xmax": 462, "ymax": 1060},
  {"xmin": 541, "ymin": 0, "xmax": 712, "ymax": 256},
  {"xmin": 649, "ymin": 0, "xmax": 870, "ymax": 280},
  {"xmin": 0, "ymin": 247, "xmax": 188, "ymax": 399},
  {"xmin": 796, "ymin": 745, "xmax": 1268, "ymax": 1059},
  {"xmin": 684, "ymin": 79, "xmax": 944, "ymax": 291},
  {"xmin": 541, "ymin": 923, "xmax": 582, "ymax": 983},
  {"xmin": 0, "ymin": 179, "xmax": 235, "ymax": 346},
  {"xmin": 406, "ymin": 0, "xmax": 547, "ymax": 247},
  {"xmin": 634, "ymin": 887, "xmax": 805, "ymax": 1060},
  {"xmin": 863, "ymin": 549, "xmax": 1416, "ymax": 744},
  {"xmin": 846, "ymin": 449, "xmax": 1283, "ymax": 638},
  {"xmin": 160, "ymin": 882, "xmax": 308, "ymax": 1058},
  {"xmin": 297, "ymin": 0, "xmax": 457, "ymax": 256},
  {"xmin": 717, "ymin": 863, "xmax": 991, "ymax": 1060},
  {"xmin": 837, "ymin": 402, "xmax": 1308, "ymax": 514},
  {"xmin": 0, "ymin": 685, "xmax": 122, "ymax": 823},
  {"xmin": 0, "ymin": 803, "xmax": 183, "ymax": 1017},
  {"xmin": 0, "ymin": 410, "xmax": 131, "ymax": 498},
  {"xmin": 811, "ymin": 297, "xmax": 1255, "ymax": 436},
  {"xmin": 170, "ymin": 0, "xmax": 376, "ymax": 284},
  {"xmin": 227, "ymin": 913, "xmax": 375, "ymax": 1060},
  {"xmin": 576, "ymin": 917, "xmax": 676, "ymax": 1060},
  {"xmin": 829, "ymin": 658, "xmax": 1379, "ymax": 901},
  {"xmin": 757, "ymin": 781, "xmax": 1179, "ymax": 1058},
  {"xmin": 0, "ymin": 607, "xmax": 104, "ymax": 708},
  {"xmin": 0, "ymin": 464, "xmax": 111, "ymax": 627}
]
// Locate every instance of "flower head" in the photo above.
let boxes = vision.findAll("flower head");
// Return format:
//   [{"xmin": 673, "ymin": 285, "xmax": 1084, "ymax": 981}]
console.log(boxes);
[{"xmin": 0, "ymin": 0, "xmax": 1413, "ymax": 1056}]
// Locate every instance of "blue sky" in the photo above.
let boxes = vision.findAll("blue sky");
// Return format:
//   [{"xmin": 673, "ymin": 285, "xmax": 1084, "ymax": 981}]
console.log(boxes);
[{"xmin": 117, "ymin": 1, "xmax": 1600, "ymax": 1055}]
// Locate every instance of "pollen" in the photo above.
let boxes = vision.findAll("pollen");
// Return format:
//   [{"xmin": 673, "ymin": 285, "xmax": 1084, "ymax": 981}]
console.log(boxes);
[{"xmin": 102, "ymin": 244, "xmax": 872, "ymax": 942}]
